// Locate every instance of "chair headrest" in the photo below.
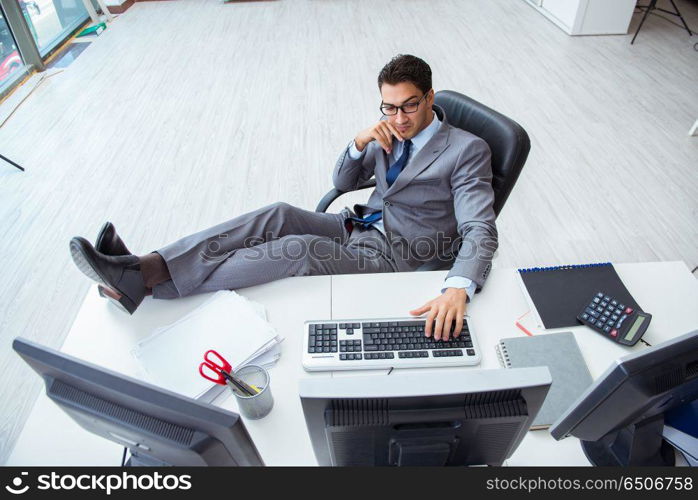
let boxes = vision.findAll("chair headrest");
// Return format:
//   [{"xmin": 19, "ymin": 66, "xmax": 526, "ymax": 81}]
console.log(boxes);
[{"xmin": 434, "ymin": 90, "xmax": 530, "ymax": 216}]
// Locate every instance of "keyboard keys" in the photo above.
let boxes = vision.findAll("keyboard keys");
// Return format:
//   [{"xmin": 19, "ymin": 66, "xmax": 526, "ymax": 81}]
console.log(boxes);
[
  {"xmin": 433, "ymin": 349, "xmax": 463, "ymax": 357},
  {"xmin": 308, "ymin": 325, "xmax": 339, "ymax": 352},
  {"xmin": 308, "ymin": 319, "xmax": 477, "ymax": 368},
  {"xmin": 398, "ymin": 351, "xmax": 429, "ymax": 358},
  {"xmin": 340, "ymin": 353, "xmax": 363, "ymax": 361},
  {"xmin": 366, "ymin": 353, "xmax": 393, "ymax": 360},
  {"xmin": 339, "ymin": 339, "xmax": 361, "ymax": 353}
]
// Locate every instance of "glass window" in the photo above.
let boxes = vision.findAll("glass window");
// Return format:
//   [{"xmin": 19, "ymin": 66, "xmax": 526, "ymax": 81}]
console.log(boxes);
[
  {"xmin": 0, "ymin": 7, "xmax": 23, "ymax": 88},
  {"xmin": 17, "ymin": 0, "xmax": 89, "ymax": 56}
]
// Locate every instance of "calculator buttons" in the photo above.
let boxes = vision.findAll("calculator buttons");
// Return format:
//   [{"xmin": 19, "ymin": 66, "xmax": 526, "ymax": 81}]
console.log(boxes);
[{"xmin": 579, "ymin": 292, "xmax": 650, "ymax": 346}]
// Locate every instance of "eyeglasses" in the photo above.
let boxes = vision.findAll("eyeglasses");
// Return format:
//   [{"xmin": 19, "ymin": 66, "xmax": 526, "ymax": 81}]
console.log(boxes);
[{"xmin": 379, "ymin": 91, "xmax": 430, "ymax": 116}]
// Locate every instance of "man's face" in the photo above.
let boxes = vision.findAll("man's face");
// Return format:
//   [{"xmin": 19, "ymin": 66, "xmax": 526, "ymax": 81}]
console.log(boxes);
[{"xmin": 380, "ymin": 81, "xmax": 434, "ymax": 140}]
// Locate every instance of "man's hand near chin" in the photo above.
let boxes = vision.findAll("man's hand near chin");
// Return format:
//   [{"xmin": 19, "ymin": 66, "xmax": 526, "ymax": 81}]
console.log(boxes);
[{"xmin": 409, "ymin": 288, "xmax": 468, "ymax": 340}]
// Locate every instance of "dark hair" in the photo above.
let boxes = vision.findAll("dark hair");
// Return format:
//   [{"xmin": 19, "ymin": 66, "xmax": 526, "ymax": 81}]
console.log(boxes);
[{"xmin": 377, "ymin": 54, "xmax": 432, "ymax": 94}]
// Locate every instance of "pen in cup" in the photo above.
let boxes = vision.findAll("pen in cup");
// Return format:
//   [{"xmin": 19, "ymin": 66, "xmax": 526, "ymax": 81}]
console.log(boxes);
[
  {"xmin": 221, "ymin": 370, "xmax": 260, "ymax": 397},
  {"xmin": 198, "ymin": 349, "xmax": 261, "ymax": 397}
]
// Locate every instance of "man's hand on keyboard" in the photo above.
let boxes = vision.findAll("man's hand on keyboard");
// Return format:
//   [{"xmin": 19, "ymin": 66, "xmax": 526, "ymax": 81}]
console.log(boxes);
[{"xmin": 409, "ymin": 288, "xmax": 468, "ymax": 340}]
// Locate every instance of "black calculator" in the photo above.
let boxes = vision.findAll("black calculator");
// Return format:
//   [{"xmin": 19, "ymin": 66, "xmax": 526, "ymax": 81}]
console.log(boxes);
[{"xmin": 577, "ymin": 292, "xmax": 651, "ymax": 346}]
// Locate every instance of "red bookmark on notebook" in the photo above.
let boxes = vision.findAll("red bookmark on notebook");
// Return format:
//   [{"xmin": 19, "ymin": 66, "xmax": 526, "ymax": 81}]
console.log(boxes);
[{"xmin": 515, "ymin": 310, "xmax": 534, "ymax": 337}]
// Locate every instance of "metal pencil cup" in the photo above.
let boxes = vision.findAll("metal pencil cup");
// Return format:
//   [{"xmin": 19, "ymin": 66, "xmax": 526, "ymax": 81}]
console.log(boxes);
[{"xmin": 233, "ymin": 365, "xmax": 273, "ymax": 419}]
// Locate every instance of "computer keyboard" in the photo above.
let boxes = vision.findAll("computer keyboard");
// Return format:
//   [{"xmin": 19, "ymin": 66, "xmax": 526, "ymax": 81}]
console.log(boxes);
[{"xmin": 301, "ymin": 317, "xmax": 481, "ymax": 371}]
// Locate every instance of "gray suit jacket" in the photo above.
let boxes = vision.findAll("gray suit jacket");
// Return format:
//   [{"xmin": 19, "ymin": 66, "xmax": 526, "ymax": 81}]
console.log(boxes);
[{"xmin": 332, "ymin": 105, "xmax": 498, "ymax": 290}]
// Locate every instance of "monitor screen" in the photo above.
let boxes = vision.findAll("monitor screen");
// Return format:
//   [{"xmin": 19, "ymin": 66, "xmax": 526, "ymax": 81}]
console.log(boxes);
[
  {"xmin": 13, "ymin": 337, "xmax": 263, "ymax": 466},
  {"xmin": 550, "ymin": 329, "xmax": 698, "ymax": 466},
  {"xmin": 299, "ymin": 367, "xmax": 551, "ymax": 466}
]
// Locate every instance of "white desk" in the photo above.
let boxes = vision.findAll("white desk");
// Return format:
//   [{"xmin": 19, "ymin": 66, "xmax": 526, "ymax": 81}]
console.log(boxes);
[{"xmin": 7, "ymin": 261, "xmax": 698, "ymax": 466}]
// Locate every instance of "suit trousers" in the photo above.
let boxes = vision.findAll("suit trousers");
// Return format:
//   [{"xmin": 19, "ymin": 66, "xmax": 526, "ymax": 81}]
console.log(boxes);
[{"xmin": 152, "ymin": 202, "xmax": 400, "ymax": 299}]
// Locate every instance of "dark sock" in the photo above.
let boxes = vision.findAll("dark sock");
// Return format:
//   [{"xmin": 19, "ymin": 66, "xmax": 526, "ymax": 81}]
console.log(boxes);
[{"xmin": 139, "ymin": 252, "xmax": 171, "ymax": 288}]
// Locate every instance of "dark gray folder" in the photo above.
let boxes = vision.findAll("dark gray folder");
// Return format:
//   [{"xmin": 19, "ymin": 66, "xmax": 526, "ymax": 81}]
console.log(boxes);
[
  {"xmin": 518, "ymin": 263, "xmax": 641, "ymax": 329},
  {"xmin": 496, "ymin": 332, "xmax": 593, "ymax": 430}
]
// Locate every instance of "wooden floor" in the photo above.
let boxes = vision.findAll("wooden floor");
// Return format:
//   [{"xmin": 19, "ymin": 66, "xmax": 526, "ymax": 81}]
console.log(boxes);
[{"xmin": 0, "ymin": 0, "xmax": 696, "ymax": 462}]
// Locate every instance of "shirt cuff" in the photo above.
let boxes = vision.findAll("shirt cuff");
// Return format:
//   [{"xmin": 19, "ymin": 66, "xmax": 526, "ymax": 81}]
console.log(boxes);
[
  {"xmin": 347, "ymin": 140, "xmax": 366, "ymax": 160},
  {"xmin": 441, "ymin": 276, "xmax": 476, "ymax": 302}
]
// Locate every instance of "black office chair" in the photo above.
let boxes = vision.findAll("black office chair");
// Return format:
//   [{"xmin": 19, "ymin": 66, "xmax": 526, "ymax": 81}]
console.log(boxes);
[{"xmin": 316, "ymin": 89, "xmax": 531, "ymax": 271}]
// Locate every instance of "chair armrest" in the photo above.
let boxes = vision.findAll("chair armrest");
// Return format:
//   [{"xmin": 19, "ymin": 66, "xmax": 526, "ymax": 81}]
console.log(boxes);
[{"xmin": 315, "ymin": 179, "xmax": 377, "ymax": 213}]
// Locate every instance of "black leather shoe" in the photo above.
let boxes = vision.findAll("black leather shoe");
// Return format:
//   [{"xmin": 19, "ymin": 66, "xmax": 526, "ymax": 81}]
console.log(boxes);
[
  {"xmin": 95, "ymin": 221, "xmax": 130, "ymax": 256},
  {"xmin": 69, "ymin": 236, "xmax": 146, "ymax": 315}
]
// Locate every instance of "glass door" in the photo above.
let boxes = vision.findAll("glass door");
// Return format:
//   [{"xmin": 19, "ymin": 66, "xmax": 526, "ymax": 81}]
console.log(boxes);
[
  {"xmin": 17, "ymin": 0, "xmax": 89, "ymax": 56},
  {"xmin": 0, "ymin": 6, "xmax": 23, "ymax": 89}
]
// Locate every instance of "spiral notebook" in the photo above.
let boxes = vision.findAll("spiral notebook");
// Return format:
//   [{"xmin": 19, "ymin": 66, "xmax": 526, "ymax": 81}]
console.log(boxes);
[
  {"xmin": 496, "ymin": 332, "xmax": 592, "ymax": 430},
  {"xmin": 518, "ymin": 263, "xmax": 641, "ymax": 329}
]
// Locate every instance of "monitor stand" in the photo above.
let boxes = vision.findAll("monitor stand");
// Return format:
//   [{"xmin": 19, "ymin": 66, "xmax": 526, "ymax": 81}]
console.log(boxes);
[
  {"xmin": 580, "ymin": 414, "xmax": 675, "ymax": 466},
  {"xmin": 125, "ymin": 452, "xmax": 169, "ymax": 467}
]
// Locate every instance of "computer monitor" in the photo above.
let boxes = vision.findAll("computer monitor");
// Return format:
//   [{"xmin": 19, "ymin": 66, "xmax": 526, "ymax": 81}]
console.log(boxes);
[
  {"xmin": 299, "ymin": 367, "xmax": 551, "ymax": 466},
  {"xmin": 550, "ymin": 329, "xmax": 698, "ymax": 466},
  {"xmin": 13, "ymin": 337, "xmax": 264, "ymax": 466}
]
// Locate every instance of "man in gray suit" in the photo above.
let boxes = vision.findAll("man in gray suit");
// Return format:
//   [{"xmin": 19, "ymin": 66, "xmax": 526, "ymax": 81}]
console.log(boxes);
[{"xmin": 70, "ymin": 54, "xmax": 497, "ymax": 341}]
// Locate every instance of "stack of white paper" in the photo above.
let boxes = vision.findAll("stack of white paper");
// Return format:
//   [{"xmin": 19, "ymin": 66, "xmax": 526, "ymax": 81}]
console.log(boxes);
[{"xmin": 132, "ymin": 290, "xmax": 283, "ymax": 401}]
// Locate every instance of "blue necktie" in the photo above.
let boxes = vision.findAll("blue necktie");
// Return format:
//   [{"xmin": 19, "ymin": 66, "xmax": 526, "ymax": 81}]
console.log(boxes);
[
  {"xmin": 347, "ymin": 140, "xmax": 413, "ymax": 230},
  {"xmin": 386, "ymin": 139, "xmax": 412, "ymax": 187}
]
